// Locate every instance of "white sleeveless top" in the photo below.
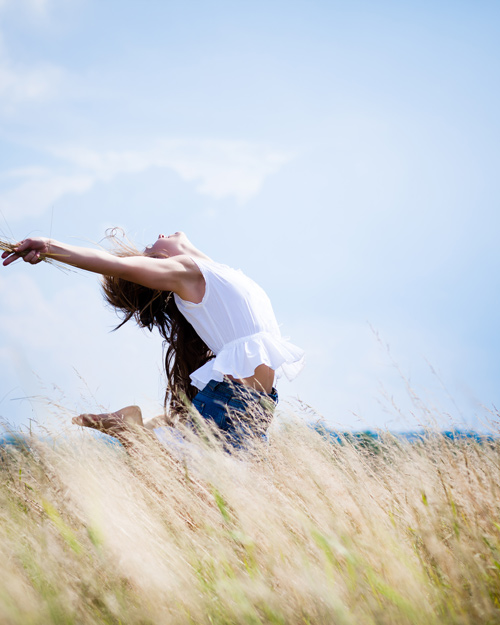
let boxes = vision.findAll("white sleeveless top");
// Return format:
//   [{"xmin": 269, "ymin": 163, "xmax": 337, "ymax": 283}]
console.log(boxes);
[{"xmin": 173, "ymin": 257, "xmax": 305, "ymax": 390}]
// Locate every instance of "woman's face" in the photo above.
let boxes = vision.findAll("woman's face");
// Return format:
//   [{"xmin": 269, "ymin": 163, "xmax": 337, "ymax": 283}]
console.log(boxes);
[{"xmin": 144, "ymin": 232, "xmax": 185, "ymax": 258}]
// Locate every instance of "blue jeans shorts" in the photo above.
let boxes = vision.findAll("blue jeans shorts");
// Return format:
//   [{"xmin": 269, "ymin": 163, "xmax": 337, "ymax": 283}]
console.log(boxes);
[{"xmin": 191, "ymin": 377, "xmax": 278, "ymax": 445}]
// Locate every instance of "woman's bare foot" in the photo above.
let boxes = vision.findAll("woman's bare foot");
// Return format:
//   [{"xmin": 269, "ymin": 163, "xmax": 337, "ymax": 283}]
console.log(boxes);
[
  {"xmin": 143, "ymin": 414, "xmax": 170, "ymax": 431},
  {"xmin": 72, "ymin": 405, "xmax": 144, "ymax": 442}
]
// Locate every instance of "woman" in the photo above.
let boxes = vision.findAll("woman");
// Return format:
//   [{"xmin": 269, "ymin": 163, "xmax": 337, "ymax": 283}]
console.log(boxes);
[{"xmin": 2, "ymin": 231, "xmax": 304, "ymax": 447}]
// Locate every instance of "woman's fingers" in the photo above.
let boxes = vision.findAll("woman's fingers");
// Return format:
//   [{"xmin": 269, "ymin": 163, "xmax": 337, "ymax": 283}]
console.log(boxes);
[
  {"xmin": 2, "ymin": 241, "xmax": 22, "ymax": 265},
  {"xmin": 22, "ymin": 250, "xmax": 41, "ymax": 264},
  {"xmin": 2, "ymin": 252, "xmax": 21, "ymax": 266}
]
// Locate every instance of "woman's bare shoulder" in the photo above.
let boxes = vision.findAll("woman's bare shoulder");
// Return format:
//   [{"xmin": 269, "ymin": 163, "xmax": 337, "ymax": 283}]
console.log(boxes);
[{"xmin": 168, "ymin": 255, "xmax": 210, "ymax": 303}]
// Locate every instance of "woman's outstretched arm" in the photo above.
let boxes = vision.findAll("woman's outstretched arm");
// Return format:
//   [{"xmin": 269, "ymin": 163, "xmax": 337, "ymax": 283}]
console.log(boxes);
[{"xmin": 1, "ymin": 237, "xmax": 185, "ymax": 292}]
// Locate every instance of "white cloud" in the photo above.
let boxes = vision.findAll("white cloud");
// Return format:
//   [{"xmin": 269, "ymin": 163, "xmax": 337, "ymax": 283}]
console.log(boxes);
[
  {"xmin": 0, "ymin": 0, "xmax": 52, "ymax": 15},
  {"xmin": 28, "ymin": 0, "xmax": 50, "ymax": 13},
  {"xmin": 0, "ymin": 60, "xmax": 62, "ymax": 106},
  {"xmin": 0, "ymin": 140, "xmax": 295, "ymax": 221},
  {"xmin": 0, "ymin": 169, "xmax": 94, "ymax": 221},
  {"xmin": 53, "ymin": 140, "xmax": 294, "ymax": 202},
  {"xmin": 0, "ymin": 24, "xmax": 63, "ymax": 110}
]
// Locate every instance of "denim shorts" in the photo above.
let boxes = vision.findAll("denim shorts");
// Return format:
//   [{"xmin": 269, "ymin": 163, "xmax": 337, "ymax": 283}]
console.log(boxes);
[{"xmin": 191, "ymin": 377, "xmax": 278, "ymax": 445}]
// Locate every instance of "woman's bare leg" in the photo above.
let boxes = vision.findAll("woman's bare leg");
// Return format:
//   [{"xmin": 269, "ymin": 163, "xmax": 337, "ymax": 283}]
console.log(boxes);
[{"xmin": 72, "ymin": 405, "xmax": 144, "ymax": 447}]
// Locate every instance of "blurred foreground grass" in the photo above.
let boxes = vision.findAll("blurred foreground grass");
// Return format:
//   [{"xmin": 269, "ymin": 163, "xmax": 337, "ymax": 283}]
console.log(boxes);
[{"xmin": 1, "ymin": 417, "xmax": 500, "ymax": 625}]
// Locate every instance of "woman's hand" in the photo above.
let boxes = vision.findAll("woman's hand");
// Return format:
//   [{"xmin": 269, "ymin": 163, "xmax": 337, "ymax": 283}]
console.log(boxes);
[{"xmin": 1, "ymin": 237, "xmax": 51, "ymax": 266}]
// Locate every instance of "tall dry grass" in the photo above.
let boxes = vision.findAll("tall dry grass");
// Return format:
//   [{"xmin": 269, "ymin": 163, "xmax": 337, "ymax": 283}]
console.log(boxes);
[{"xmin": 1, "ymin": 414, "xmax": 499, "ymax": 625}]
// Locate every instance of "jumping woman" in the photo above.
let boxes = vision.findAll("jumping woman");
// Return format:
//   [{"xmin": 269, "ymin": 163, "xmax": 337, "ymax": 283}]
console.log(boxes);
[{"xmin": 1, "ymin": 231, "xmax": 304, "ymax": 447}]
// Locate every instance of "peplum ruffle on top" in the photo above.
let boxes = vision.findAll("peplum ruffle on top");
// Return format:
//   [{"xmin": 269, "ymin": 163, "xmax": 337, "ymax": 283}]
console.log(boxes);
[{"xmin": 173, "ymin": 257, "xmax": 305, "ymax": 391}]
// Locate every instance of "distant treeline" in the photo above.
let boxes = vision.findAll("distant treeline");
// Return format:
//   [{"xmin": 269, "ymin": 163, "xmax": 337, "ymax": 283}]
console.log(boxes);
[
  {"xmin": 1, "ymin": 427, "xmax": 497, "ymax": 455},
  {"xmin": 310, "ymin": 424, "xmax": 498, "ymax": 454}
]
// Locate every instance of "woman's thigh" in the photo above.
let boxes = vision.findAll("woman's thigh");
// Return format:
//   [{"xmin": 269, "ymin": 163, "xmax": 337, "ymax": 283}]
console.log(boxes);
[
  {"xmin": 191, "ymin": 379, "xmax": 277, "ymax": 441},
  {"xmin": 191, "ymin": 389, "xmax": 229, "ymax": 430}
]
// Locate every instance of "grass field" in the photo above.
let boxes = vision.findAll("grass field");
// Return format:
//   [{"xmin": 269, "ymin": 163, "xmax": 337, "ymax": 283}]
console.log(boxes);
[{"xmin": 1, "ymin": 414, "xmax": 499, "ymax": 625}]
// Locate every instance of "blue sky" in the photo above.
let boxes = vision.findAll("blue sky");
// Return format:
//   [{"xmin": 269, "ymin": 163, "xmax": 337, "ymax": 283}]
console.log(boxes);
[{"xmin": 0, "ymin": 0, "xmax": 499, "ymax": 432}]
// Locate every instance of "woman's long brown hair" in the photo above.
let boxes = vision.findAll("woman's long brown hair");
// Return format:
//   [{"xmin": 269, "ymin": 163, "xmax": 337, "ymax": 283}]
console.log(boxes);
[{"xmin": 100, "ymin": 230, "xmax": 214, "ymax": 421}]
